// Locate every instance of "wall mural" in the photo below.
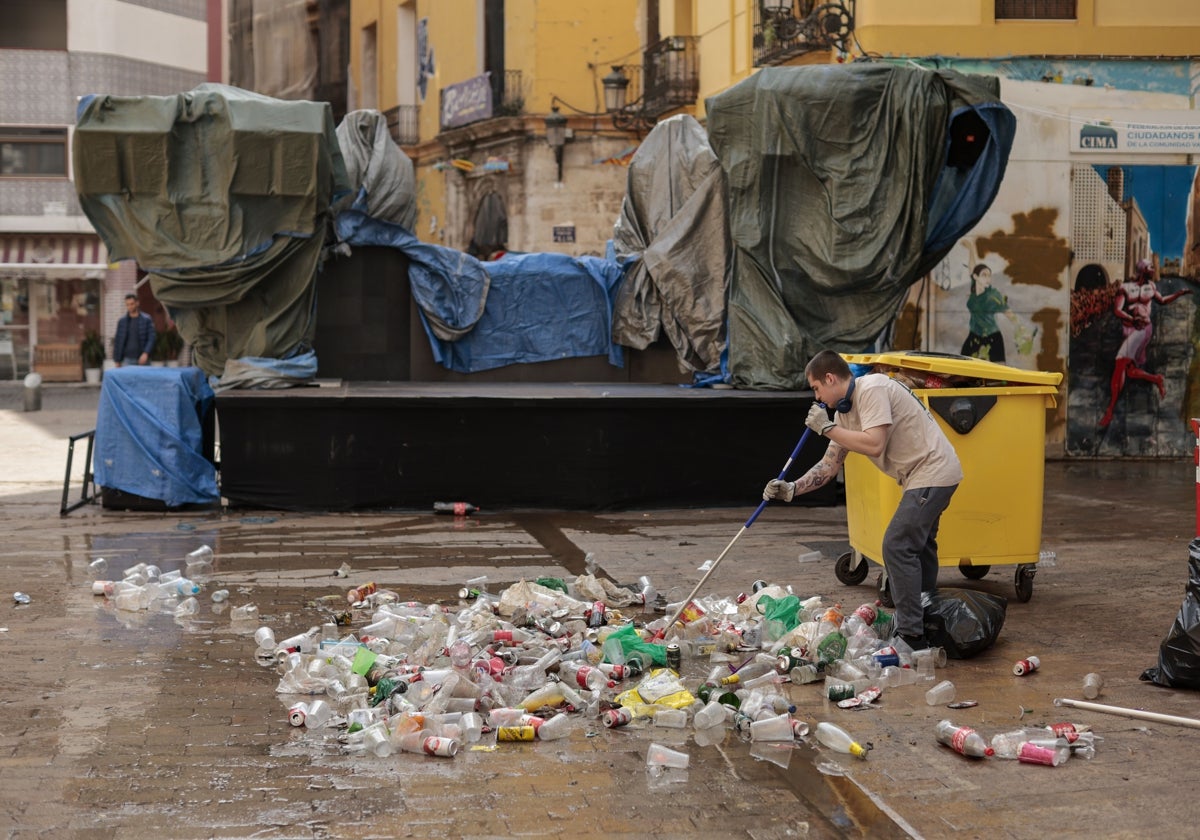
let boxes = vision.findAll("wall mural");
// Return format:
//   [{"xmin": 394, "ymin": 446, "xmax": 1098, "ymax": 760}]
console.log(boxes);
[{"xmin": 1067, "ymin": 164, "xmax": 1198, "ymax": 456}]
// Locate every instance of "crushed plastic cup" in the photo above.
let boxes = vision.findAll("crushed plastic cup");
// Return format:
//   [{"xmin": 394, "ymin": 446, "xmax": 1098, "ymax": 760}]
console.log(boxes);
[
  {"xmin": 174, "ymin": 597, "xmax": 199, "ymax": 617},
  {"xmin": 230, "ymin": 604, "xmax": 259, "ymax": 621},
  {"xmin": 749, "ymin": 713, "xmax": 794, "ymax": 742},
  {"xmin": 646, "ymin": 742, "xmax": 690, "ymax": 769},
  {"xmin": 925, "ymin": 679, "xmax": 956, "ymax": 706},
  {"xmin": 88, "ymin": 558, "xmax": 108, "ymax": 577},
  {"xmin": 654, "ymin": 709, "xmax": 688, "ymax": 729},
  {"xmin": 1082, "ymin": 672, "xmax": 1104, "ymax": 700},
  {"xmin": 211, "ymin": 589, "xmax": 229, "ymax": 603}
]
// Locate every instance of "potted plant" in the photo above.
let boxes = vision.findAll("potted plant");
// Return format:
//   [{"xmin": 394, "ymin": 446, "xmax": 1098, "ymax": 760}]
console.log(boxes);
[
  {"xmin": 80, "ymin": 330, "xmax": 105, "ymax": 384},
  {"xmin": 153, "ymin": 325, "xmax": 185, "ymax": 367}
]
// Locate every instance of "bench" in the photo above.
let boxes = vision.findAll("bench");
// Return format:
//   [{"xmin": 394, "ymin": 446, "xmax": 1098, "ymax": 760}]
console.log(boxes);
[{"xmin": 34, "ymin": 343, "xmax": 82, "ymax": 382}]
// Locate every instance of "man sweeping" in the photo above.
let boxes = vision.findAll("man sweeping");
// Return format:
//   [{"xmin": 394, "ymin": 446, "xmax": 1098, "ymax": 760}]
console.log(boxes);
[{"xmin": 762, "ymin": 350, "xmax": 962, "ymax": 651}]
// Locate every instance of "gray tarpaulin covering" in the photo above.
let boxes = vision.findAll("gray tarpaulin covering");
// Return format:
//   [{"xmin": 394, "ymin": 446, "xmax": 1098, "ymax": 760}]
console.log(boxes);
[
  {"xmin": 74, "ymin": 84, "xmax": 350, "ymax": 378},
  {"xmin": 336, "ymin": 109, "xmax": 417, "ymax": 230},
  {"xmin": 706, "ymin": 64, "xmax": 1014, "ymax": 390},
  {"xmin": 611, "ymin": 115, "xmax": 729, "ymax": 376}
]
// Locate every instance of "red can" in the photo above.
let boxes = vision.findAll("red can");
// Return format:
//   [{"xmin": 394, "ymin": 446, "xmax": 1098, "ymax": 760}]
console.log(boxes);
[
  {"xmin": 1013, "ymin": 656, "xmax": 1041, "ymax": 676},
  {"xmin": 602, "ymin": 707, "xmax": 633, "ymax": 728},
  {"xmin": 346, "ymin": 581, "xmax": 378, "ymax": 604},
  {"xmin": 586, "ymin": 601, "xmax": 608, "ymax": 628}
]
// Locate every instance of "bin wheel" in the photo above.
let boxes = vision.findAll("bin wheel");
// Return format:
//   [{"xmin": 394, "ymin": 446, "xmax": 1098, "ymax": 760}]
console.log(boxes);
[
  {"xmin": 1014, "ymin": 564, "xmax": 1036, "ymax": 602},
  {"xmin": 960, "ymin": 564, "xmax": 990, "ymax": 580},
  {"xmin": 875, "ymin": 570, "xmax": 894, "ymax": 608},
  {"xmin": 835, "ymin": 551, "xmax": 870, "ymax": 585}
]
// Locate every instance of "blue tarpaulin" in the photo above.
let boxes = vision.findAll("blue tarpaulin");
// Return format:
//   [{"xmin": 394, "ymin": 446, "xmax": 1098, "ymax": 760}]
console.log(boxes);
[
  {"xmin": 334, "ymin": 210, "xmax": 626, "ymax": 373},
  {"xmin": 94, "ymin": 366, "xmax": 218, "ymax": 506}
]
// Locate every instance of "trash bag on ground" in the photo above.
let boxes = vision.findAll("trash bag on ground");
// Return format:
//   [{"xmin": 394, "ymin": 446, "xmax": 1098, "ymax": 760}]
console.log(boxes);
[
  {"xmin": 923, "ymin": 588, "xmax": 1007, "ymax": 659},
  {"xmin": 1141, "ymin": 542, "xmax": 1200, "ymax": 689}
]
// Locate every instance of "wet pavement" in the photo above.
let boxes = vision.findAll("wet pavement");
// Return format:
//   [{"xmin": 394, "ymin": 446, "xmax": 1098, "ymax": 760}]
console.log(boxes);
[{"xmin": 3, "ymin": 385, "xmax": 1200, "ymax": 838}]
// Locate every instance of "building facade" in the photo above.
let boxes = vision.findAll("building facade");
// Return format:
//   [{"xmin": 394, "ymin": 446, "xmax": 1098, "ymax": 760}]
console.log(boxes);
[{"xmin": 0, "ymin": 0, "xmax": 219, "ymax": 380}]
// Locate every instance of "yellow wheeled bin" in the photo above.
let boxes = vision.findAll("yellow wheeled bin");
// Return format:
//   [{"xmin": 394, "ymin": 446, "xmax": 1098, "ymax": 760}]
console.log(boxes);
[{"xmin": 833, "ymin": 351, "xmax": 1062, "ymax": 603}]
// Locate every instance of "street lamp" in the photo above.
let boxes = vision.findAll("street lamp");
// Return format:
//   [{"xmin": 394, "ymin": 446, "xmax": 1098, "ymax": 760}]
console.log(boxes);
[
  {"xmin": 544, "ymin": 105, "xmax": 567, "ymax": 182},
  {"xmin": 602, "ymin": 66, "xmax": 630, "ymax": 113}
]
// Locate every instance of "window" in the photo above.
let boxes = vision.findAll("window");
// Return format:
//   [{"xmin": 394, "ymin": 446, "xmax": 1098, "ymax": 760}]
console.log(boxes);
[
  {"xmin": 995, "ymin": 0, "xmax": 1076, "ymax": 19},
  {"xmin": 0, "ymin": 128, "xmax": 68, "ymax": 177}
]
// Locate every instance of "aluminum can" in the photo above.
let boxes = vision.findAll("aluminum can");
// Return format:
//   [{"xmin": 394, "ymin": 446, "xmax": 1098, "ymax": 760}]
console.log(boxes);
[
  {"xmin": 602, "ymin": 707, "xmax": 633, "ymax": 729},
  {"xmin": 586, "ymin": 601, "xmax": 607, "ymax": 628},
  {"xmin": 287, "ymin": 703, "xmax": 308, "ymax": 727},
  {"xmin": 496, "ymin": 725, "xmax": 537, "ymax": 741},
  {"xmin": 422, "ymin": 736, "xmax": 460, "ymax": 757},
  {"xmin": 665, "ymin": 642, "xmax": 682, "ymax": 671},
  {"xmin": 1013, "ymin": 656, "xmax": 1041, "ymax": 676}
]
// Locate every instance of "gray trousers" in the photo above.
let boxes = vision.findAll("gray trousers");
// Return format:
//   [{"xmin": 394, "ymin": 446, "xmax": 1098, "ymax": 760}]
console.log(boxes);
[{"xmin": 882, "ymin": 484, "xmax": 958, "ymax": 637}]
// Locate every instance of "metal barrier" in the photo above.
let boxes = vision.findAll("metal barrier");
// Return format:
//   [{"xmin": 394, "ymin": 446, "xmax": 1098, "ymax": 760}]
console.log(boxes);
[{"xmin": 61, "ymin": 429, "xmax": 97, "ymax": 516}]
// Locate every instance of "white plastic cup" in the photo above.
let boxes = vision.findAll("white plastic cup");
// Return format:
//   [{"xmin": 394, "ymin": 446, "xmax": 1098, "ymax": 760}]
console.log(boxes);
[
  {"xmin": 254, "ymin": 626, "xmax": 276, "ymax": 649},
  {"xmin": 305, "ymin": 699, "xmax": 332, "ymax": 728},
  {"xmin": 646, "ymin": 742, "xmax": 691, "ymax": 769},
  {"xmin": 535, "ymin": 712, "xmax": 571, "ymax": 740},
  {"xmin": 460, "ymin": 712, "xmax": 484, "ymax": 743},
  {"xmin": 362, "ymin": 723, "xmax": 393, "ymax": 757},
  {"xmin": 1082, "ymin": 672, "xmax": 1104, "ymax": 700},
  {"xmin": 749, "ymin": 713, "xmax": 794, "ymax": 742},
  {"xmin": 655, "ymin": 709, "xmax": 688, "ymax": 729},
  {"xmin": 693, "ymin": 700, "xmax": 726, "ymax": 730},
  {"xmin": 914, "ymin": 649, "xmax": 937, "ymax": 681},
  {"xmin": 925, "ymin": 679, "xmax": 956, "ymax": 706}
]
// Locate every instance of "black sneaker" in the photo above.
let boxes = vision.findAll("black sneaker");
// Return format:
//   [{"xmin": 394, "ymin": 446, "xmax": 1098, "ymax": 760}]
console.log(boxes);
[{"xmin": 898, "ymin": 633, "xmax": 930, "ymax": 652}]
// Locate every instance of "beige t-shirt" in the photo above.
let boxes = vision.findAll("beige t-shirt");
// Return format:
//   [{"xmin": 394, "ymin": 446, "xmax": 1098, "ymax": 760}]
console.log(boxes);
[{"xmin": 837, "ymin": 373, "xmax": 963, "ymax": 490}]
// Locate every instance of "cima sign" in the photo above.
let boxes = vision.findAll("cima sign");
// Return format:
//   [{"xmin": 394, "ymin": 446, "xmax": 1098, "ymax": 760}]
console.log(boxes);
[{"xmin": 1071, "ymin": 109, "xmax": 1200, "ymax": 154}]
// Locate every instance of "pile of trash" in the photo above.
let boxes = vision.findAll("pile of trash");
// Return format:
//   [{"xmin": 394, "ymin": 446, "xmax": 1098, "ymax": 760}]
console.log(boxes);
[{"xmin": 87, "ymin": 546, "xmax": 1103, "ymax": 771}]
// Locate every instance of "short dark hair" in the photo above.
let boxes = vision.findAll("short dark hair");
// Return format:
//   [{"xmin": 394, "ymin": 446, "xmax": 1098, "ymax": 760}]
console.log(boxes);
[
  {"xmin": 805, "ymin": 350, "xmax": 851, "ymax": 383},
  {"xmin": 124, "ymin": 293, "xmax": 137, "ymax": 301}
]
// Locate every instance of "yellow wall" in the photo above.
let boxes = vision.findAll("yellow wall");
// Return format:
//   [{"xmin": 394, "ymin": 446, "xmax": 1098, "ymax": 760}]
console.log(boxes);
[{"xmin": 855, "ymin": 0, "xmax": 1200, "ymax": 58}]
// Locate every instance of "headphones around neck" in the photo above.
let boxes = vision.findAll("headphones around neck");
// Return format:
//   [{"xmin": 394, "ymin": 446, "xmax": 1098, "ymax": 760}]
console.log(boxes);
[{"xmin": 830, "ymin": 376, "xmax": 855, "ymax": 414}]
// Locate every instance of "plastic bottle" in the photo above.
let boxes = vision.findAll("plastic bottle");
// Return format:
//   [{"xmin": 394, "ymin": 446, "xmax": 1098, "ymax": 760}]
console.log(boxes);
[
  {"xmin": 559, "ymin": 661, "xmax": 611, "ymax": 691},
  {"xmin": 814, "ymin": 721, "xmax": 870, "ymax": 759},
  {"xmin": 433, "ymin": 501, "xmax": 479, "ymax": 515},
  {"xmin": 935, "ymin": 720, "xmax": 994, "ymax": 757},
  {"xmin": 718, "ymin": 660, "xmax": 775, "ymax": 686},
  {"xmin": 990, "ymin": 728, "xmax": 1039, "ymax": 759},
  {"xmin": 173, "ymin": 577, "xmax": 200, "ymax": 597}
]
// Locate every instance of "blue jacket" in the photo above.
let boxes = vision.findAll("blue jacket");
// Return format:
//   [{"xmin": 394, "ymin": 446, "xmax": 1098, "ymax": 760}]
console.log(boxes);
[{"xmin": 114, "ymin": 312, "xmax": 156, "ymax": 360}]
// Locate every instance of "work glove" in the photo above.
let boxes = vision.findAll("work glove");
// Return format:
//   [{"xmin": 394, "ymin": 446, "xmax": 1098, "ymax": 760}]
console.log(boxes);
[
  {"xmin": 763, "ymin": 479, "xmax": 795, "ymax": 502},
  {"xmin": 805, "ymin": 402, "xmax": 836, "ymax": 436}
]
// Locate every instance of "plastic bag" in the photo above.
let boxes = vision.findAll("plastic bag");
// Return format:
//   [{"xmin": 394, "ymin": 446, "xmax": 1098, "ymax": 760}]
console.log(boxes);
[
  {"xmin": 756, "ymin": 594, "xmax": 802, "ymax": 635},
  {"xmin": 1141, "ymin": 543, "xmax": 1200, "ymax": 689},
  {"xmin": 922, "ymin": 588, "xmax": 1007, "ymax": 659},
  {"xmin": 604, "ymin": 623, "xmax": 667, "ymax": 667}
]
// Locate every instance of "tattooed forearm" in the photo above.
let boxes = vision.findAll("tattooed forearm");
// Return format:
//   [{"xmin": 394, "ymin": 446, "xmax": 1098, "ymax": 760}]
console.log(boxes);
[{"xmin": 793, "ymin": 446, "xmax": 845, "ymax": 494}]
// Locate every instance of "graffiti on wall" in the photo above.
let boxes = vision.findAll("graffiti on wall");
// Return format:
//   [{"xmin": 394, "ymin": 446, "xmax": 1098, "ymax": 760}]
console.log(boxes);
[{"xmin": 1067, "ymin": 164, "xmax": 1198, "ymax": 456}]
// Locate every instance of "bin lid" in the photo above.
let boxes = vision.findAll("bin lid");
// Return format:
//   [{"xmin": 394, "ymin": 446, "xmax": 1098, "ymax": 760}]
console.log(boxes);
[{"xmin": 842, "ymin": 351, "xmax": 1063, "ymax": 386}]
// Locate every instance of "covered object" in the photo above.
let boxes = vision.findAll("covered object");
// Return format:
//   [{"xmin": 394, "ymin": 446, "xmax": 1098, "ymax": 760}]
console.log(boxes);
[
  {"xmin": 706, "ymin": 64, "xmax": 1015, "ymax": 390},
  {"xmin": 73, "ymin": 84, "xmax": 350, "ymax": 378}
]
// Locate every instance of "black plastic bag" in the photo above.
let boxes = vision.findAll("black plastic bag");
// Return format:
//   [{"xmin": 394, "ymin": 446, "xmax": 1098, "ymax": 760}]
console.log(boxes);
[
  {"xmin": 1140, "ymin": 541, "xmax": 1200, "ymax": 689},
  {"xmin": 923, "ymin": 588, "xmax": 1007, "ymax": 659}
]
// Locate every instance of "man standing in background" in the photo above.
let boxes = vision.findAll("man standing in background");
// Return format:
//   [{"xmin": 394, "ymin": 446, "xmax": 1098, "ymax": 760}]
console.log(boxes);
[{"xmin": 113, "ymin": 293, "xmax": 156, "ymax": 366}]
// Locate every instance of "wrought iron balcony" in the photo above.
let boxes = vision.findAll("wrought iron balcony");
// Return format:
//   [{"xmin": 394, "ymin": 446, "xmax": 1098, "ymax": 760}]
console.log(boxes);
[
  {"xmin": 642, "ymin": 36, "xmax": 699, "ymax": 117},
  {"xmin": 753, "ymin": 1, "xmax": 856, "ymax": 67},
  {"xmin": 384, "ymin": 104, "xmax": 420, "ymax": 146}
]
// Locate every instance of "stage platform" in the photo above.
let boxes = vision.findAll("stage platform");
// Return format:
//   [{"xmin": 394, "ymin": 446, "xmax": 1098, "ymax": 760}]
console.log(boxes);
[{"xmin": 215, "ymin": 381, "xmax": 840, "ymax": 511}]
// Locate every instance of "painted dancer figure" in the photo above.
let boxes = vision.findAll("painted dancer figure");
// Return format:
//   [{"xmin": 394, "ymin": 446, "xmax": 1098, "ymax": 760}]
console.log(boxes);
[{"xmin": 1099, "ymin": 259, "xmax": 1190, "ymax": 427}]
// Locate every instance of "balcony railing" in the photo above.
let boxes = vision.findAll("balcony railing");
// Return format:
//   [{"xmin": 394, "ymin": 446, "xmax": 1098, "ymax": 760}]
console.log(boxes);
[
  {"xmin": 384, "ymin": 104, "xmax": 420, "ymax": 146},
  {"xmin": 753, "ymin": 1, "xmax": 856, "ymax": 67},
  {"xmin": 642, "ymin": 36, "xmax": 699, "ymax": 117},
  {"xmin": 494, "ymin": 69, "xmax": 525, "ymax": 117}
]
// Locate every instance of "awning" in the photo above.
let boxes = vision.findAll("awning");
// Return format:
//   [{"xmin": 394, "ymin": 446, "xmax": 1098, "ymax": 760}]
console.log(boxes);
[{"xmin": 0, "ymin": 234, "xmax": 109, "ymax": 274}]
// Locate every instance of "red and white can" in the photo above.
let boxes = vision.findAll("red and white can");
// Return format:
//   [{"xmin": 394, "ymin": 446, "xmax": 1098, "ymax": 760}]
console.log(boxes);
[
  {"xmin": 287, "ymin": 703, "xmax": 308, "ymax": 727},
  {"xmin": 586, "ymin": 601, "xmax": 607, "ymax": 628},
  {"xmin": 602, "ymin": 707, "xmax": 633, "ymax": 729},
  {"xmin": 422, "ymin": 736, "xmax": 460, "ymax": 757},
  {"xmin": 1012, "ymin": 656, "xmax": 1041, "ymax": 676}
]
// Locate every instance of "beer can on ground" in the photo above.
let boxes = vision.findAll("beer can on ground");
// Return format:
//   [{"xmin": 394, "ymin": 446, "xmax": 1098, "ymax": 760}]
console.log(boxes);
[
  {"xmin": 602, "ymin": 707, "xmax": 633, "ymax": 729},
  {"xmin": 1013, "ymin": 656, "xmax": 1041, "ymax": 676},
  {"xmin": 422, "ymin": 736, "xmax": 460, "ymax": 757},
  {"xmin": 288, "ymin": 703, "xmax": 308, "ymax": 727},
  {"xmin": 666, "ymin": 643, "xmax": 682, "ymax": 671},
  {"xmin": 496, "ymin": 725, "xmax": 537, "ymax": 741}
]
